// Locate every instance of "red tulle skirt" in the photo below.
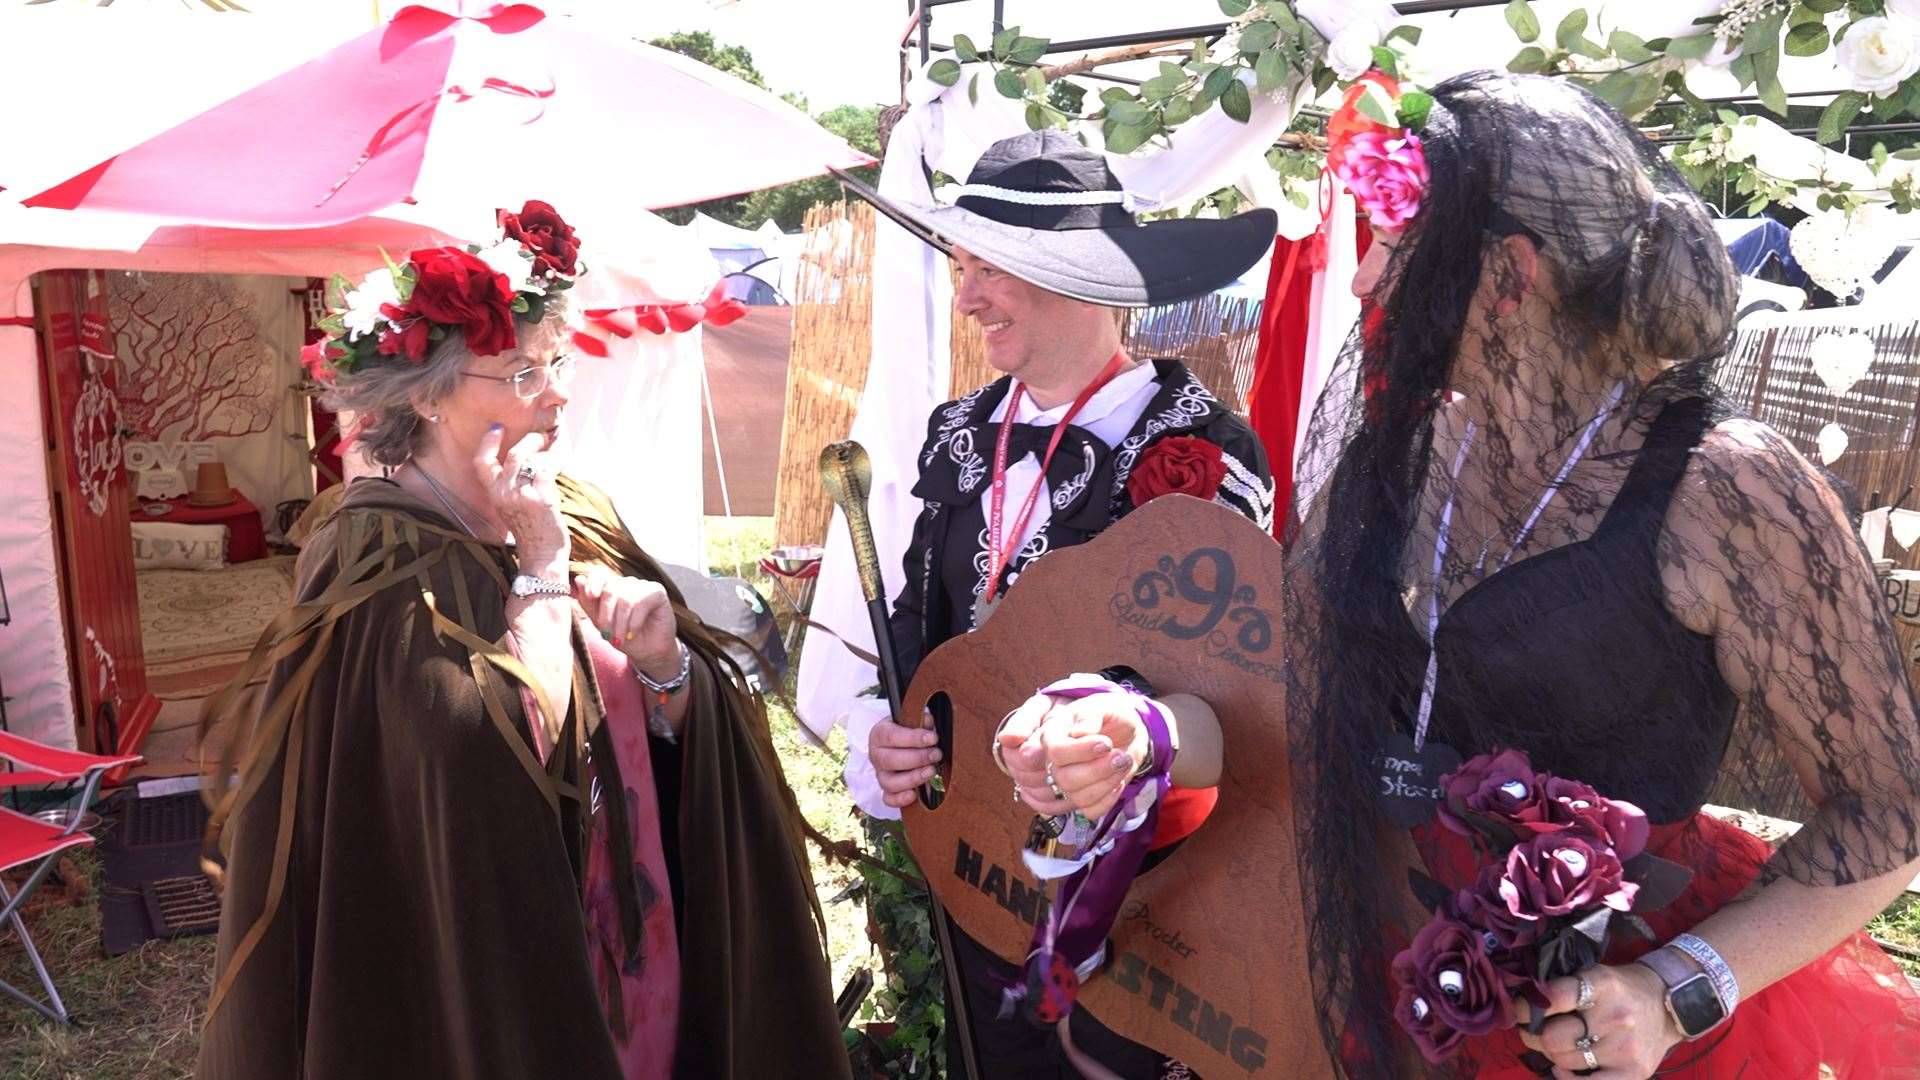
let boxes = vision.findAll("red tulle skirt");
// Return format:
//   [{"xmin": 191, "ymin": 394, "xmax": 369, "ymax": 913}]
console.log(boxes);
[{"xmin": 1413, "ymin": 812, "xmax": 1920, "ymax": 1078}]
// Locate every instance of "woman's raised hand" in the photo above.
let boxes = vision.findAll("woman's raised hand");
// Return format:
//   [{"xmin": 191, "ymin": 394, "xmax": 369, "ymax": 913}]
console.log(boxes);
[
  {"xmin": 475, "ymin": 423, "xmax": 569, "ymax": 564},
  {"xmin": 573, "ymin": 564, "xmax": 680, "ymax": 675}
]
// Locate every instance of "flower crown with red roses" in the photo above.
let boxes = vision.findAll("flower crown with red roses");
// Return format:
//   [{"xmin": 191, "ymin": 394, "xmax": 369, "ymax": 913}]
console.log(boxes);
[
  {"xmin": 1326, "ymin": 69, "xmax": 1434, "ymax": 232},
  {"xmin": 302, "ymin": 200, "xmax": 583, "ymax": 384}
]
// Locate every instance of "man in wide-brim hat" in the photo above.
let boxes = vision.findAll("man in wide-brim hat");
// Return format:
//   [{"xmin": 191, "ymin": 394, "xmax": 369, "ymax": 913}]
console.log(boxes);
[{"xmin": 836, "ymin": 129, "xmax": 1280, "ymax": 1078}]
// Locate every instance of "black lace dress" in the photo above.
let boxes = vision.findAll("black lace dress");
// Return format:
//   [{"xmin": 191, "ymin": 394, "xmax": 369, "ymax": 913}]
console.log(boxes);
[{"xmin": 1393, "ymin": 399, "xmax": 1920, "ymax": 1077}]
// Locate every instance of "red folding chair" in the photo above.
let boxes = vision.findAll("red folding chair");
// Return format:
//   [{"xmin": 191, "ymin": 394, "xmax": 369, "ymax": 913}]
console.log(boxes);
[{"xmin": 0, "ymin": 732, "xmax": 140, "ymax": 1024}]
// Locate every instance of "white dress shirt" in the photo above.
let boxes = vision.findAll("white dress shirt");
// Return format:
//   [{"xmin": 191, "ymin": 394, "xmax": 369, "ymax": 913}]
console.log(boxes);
[{"xmin": 842, "ymin": 362, "xmax": 1164, "ymax": 819}]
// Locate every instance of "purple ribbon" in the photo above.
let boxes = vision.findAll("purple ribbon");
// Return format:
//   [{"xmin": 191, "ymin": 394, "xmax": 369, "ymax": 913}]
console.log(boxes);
[{"xmin": 1010, "ymin": 673, "xmax": 1175, "ymax": 1027}]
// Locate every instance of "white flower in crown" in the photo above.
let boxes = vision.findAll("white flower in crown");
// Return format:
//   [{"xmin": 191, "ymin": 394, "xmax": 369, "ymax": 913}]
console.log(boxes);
[
  {"xmin": 1836, "ymin": 16, "xmax": 1920, "ymax": 96},
  {"xmin": 1893, "ymin": 0, "xmax": 1920, "ymax": 20},
  {"xmin": 476, "ymin": 237, "xmax": 546, "ymax": 295},
  {"xmin": 341, "ymin": 267, "xmax": 401, "ymax": 340}
]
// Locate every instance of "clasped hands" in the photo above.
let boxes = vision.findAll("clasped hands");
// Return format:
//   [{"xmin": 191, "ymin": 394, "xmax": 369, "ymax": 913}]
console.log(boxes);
[{"xmin": 867, "ymin": 689, "xmax": 1151, "ymax": 818}]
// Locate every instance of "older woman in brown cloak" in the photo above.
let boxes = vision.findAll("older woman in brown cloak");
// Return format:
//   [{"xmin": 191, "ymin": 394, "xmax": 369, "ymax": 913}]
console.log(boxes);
[{"xmin": 196, "ymin": 216, "xmax": 849, "ymax": 1079}]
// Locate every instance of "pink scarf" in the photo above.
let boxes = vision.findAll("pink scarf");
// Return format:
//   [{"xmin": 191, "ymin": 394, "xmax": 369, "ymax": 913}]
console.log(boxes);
[{"xmin": 580, "ymin": 636, "xmax": 682, "ymax": 1078}]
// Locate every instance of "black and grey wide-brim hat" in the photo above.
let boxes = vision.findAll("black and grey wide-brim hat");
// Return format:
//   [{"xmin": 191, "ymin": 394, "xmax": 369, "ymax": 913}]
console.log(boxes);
[{"xmin": 832, "ymin": 129, "xmax": 1277, "ymax": 308}]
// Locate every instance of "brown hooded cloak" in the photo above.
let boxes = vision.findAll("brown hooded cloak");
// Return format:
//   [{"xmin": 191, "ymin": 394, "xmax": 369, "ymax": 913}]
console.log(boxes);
[{"xmin": 196, "ymin": 475, "xmax": 849, "ymax": 1080}]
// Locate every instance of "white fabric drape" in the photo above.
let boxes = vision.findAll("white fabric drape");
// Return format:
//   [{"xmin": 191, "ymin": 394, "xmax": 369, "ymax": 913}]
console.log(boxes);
[
  {"xmin": 1296, "ymin": 186, "xmax": 1362, "ymax": 470},
  {"xmin": 794, "ymin": 73, "xmax": 958, "ymax": 739},
  {"xmin": 558, "ymin": 215, "xmax": 722, "ymax": 570}
]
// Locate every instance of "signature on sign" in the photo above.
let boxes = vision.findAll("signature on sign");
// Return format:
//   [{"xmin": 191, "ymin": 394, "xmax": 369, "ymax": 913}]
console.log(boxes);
[{"xmin": 1110, "ymin": 548, "xmax": 1282, "ymax": 684}]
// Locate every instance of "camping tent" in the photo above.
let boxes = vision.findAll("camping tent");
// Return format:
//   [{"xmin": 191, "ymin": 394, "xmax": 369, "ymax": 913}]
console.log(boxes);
[
  {"xmin": 688, "ymin": 212, "xmax": 802, "ymax": 305},
  {"xmin": 0, "ymin": 206, "xmax": 720, "ymax": 753}
]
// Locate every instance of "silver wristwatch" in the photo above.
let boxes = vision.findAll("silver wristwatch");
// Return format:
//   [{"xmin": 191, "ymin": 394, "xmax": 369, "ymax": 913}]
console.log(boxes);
[{"xmin": 509, "ymin": 574, "xmax": 570, "ymax": 599}]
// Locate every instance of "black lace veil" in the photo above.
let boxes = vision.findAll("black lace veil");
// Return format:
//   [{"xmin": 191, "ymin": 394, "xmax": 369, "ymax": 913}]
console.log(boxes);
[{"xmin": 1281, "ymin": 71, "xmax": 1920, "ymax": 1073}]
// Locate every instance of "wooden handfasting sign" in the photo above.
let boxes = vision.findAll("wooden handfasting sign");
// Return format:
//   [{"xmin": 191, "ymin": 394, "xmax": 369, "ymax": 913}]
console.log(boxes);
[{"xmin": 900, "ymin": 495, "xmax": 1326, "ymax": 1078}]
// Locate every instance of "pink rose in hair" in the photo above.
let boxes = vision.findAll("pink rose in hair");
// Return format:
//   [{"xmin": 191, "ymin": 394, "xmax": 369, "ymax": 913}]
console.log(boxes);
[{"xmin": 1333, "ymin": 130, "xmax": 1429, "ymax": 231}]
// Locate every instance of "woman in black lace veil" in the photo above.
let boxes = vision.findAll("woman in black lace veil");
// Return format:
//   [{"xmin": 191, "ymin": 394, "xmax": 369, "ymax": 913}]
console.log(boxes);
[{"xmin": 1286, "ymin": 71, "xmax": 1920, "ymax": 1077}]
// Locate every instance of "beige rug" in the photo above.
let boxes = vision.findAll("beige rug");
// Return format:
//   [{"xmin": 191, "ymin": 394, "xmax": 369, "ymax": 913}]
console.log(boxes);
[{"xmin": 138, "ymin": 556, "xmax": 296, "ymax": 700}]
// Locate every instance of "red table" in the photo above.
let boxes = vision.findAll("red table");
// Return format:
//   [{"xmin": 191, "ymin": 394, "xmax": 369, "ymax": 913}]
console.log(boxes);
[{"xmin": 132, "ymin": 492, "xmax": 267, "ymax": 564}]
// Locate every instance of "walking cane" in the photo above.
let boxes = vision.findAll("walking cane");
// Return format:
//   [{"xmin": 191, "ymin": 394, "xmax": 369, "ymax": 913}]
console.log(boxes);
[{"xmin": 820, "ymin": 441, "xmax": 982, "ymax": 1080}]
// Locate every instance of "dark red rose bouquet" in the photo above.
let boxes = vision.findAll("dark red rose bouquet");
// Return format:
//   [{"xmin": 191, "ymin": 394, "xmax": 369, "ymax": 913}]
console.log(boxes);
[
  {"xmin": 1127, "ymin": 435, "xmax": 1228, "ymax": 506},
  {"xmin": 1392, "ymin": 748, "xmax": 1691, "ymax": 1064}
]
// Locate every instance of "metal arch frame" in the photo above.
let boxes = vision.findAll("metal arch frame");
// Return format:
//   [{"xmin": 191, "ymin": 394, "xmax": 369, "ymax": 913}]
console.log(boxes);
[
  {"xmin": 904, "ymin": 0, "xmax": 1515, "ymax": 72},
  {"xmin": 899, "ymin": 1, "xmax": 1907, "ymax": 146}
]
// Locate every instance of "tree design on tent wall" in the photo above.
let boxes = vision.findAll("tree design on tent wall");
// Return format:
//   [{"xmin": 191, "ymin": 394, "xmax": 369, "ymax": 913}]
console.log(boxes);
[{"xmin": 108, "ymin": 273, "xmax": 277, "ymax": 442}]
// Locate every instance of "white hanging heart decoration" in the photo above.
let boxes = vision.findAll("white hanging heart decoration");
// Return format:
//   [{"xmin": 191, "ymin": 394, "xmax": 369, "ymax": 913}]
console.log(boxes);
[
  {"xmin": 1791, "ymin": 209, "xmax": 1897, "ymax": 299},
  {"xmin": 1817, "ymin": 422, "xmax": 1850, "ymax": 465},
  {"xmin": 1892, "ymin": 509, "xmax": 1920, "ymax": 550},
  {"xmin": 1809, "ymin": 332, "xmax": 1876, "ymax": 395}
]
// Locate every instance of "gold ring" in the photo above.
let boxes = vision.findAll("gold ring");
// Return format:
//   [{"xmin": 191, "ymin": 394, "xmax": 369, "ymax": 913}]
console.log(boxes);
[{"xmin": 623, "ymin": 631, "xmax": 634, "ymax": 642}]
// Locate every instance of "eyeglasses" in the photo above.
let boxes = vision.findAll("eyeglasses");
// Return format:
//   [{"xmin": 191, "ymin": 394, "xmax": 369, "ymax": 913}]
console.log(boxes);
[{"xmin": 463, "ymin": 354, "xmax": 575, "ymax": 399}]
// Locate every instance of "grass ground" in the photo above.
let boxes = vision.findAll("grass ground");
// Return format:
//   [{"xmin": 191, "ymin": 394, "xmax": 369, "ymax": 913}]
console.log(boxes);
[
  {"xmin": 0, "ymin": 516, "xmax": 1913, "ymax": 1076},
  {"xmin": 0, "ymin": 851, "xmax": 212, "ymax": 1080},
  {"xmin": 1871, "ymin": 892, "xmax": 1920, "ymax": 974}
]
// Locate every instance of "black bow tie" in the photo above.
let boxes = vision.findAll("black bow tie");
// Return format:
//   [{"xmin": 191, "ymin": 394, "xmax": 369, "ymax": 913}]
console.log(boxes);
[{"xmin": 912, "ymin": 420, "xmax": 1116, "ymax": 531}]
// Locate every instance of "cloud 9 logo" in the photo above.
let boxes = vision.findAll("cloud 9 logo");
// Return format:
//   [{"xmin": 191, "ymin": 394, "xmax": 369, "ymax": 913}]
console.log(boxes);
[{"xmin": 1111, "ymin": 548, "xmax": 1281, "ymax": 684}]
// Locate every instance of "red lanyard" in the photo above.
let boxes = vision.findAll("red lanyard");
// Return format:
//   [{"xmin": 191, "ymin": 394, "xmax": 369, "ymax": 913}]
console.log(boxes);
[{"xmin": 982, "ymin": 350, "xmax": 1132, "ymax": 602}]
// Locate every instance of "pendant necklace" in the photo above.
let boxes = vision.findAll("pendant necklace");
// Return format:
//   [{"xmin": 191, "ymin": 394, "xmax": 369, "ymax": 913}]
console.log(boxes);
[
  {"xmin": 1374, "ymin": 381, "xmax": 1625, "ymax": 828},
  {"xmin": 413, "ymin": 462, "xmax": 482, "ymax": 538}
]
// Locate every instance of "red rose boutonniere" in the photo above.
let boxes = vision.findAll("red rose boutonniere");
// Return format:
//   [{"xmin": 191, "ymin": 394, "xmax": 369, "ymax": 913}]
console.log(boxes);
[{"xmin": 1127, "ymin": 435, "xmax": 1228, "ymax": 507}]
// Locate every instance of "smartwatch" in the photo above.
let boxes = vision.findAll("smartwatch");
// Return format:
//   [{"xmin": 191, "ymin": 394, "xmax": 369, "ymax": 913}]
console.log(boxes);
[{"xmin": 1636, "ymin": 945, "xmax": 1730, "ymax": 1039}]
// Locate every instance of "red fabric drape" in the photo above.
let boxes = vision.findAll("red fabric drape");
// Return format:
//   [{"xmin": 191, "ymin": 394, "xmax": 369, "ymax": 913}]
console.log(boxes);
[{"xmin": 1245, "ymin": 218, "xmax": 1373, "ymax": 536}]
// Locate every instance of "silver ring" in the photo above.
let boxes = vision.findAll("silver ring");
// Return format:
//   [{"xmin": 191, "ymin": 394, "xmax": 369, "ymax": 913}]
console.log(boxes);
[
  {"xmin": 1575, "ymin": 975, "xmax": 1596, "ymax": 1011},
  {"xmin": 1575, "ymin": 1032, "xmax": 1599, "ymax": 1070},
  {"xmin": 515, "ymin": 465, "xmax": 539, "ymax": 486},
  {"xmin": 1044, "ymin": 761, "xmax": 1067, "ymax": 801}
]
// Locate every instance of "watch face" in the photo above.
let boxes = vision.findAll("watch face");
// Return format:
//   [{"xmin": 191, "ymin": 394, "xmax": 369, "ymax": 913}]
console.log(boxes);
[{"xmin": 1669, "ymin": 974, "xmax": 1726, "ymax": 1037}]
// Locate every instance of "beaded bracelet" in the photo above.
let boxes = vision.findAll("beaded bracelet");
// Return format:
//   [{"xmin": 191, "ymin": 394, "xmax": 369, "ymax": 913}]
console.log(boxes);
[
  {"xmin": 637, "ymin": 640, "xmax": 690, "ymax": 743},
  {"xmin": 1669, "ymin": 932, "xmax": 1740, "ymax": 1014}
]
